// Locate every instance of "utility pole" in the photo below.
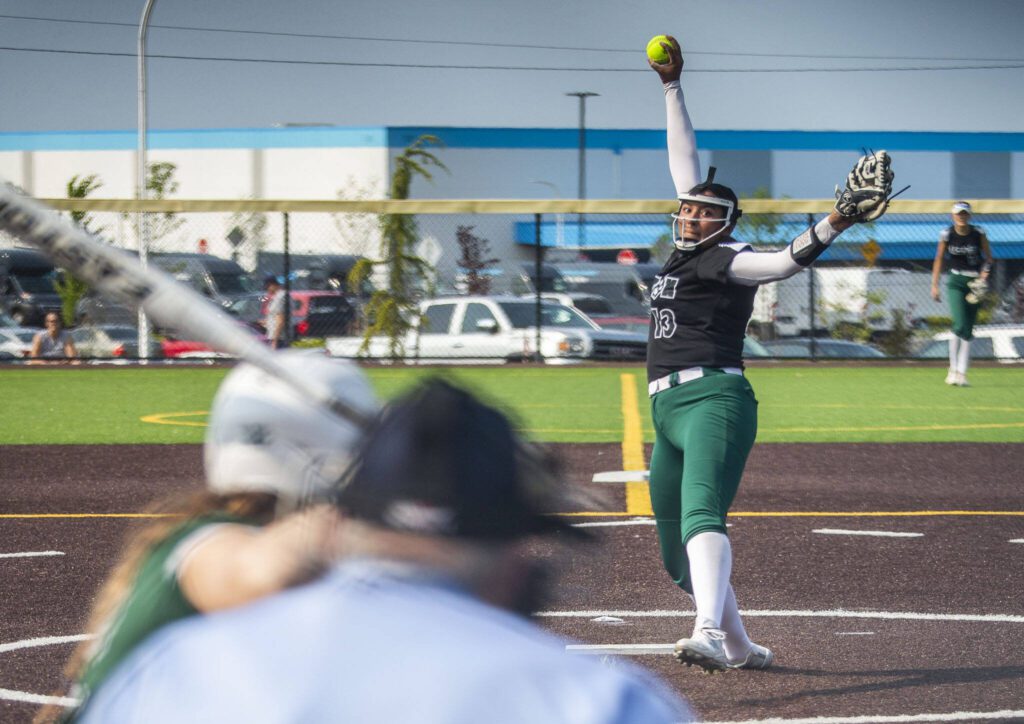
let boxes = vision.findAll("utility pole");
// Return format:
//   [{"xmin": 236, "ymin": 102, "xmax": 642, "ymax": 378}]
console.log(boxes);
[
  {"xmin": 136, "ymin": 0, "xmax": 157, "ymax": 359},
  {"xmin": 565, "ymin": 92, "xmax": 598, "ymax": 249}
]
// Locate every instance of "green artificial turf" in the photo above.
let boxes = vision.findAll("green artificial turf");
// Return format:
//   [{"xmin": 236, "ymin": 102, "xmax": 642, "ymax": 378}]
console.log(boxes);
[{"xmin": 1, "ymin": 365, "xmax": 1023, "ymax": 444}]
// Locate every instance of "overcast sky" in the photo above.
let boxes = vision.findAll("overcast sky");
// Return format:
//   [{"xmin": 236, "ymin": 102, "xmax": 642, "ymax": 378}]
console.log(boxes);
[{"xmin": 1, "ymin": 0, "xmax": 1023, "ymax": 133}]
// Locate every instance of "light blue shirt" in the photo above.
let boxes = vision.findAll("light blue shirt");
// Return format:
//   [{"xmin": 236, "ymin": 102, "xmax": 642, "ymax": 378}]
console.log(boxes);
[{"xmin": 80, "ymin": 560, "xmax": 692, "ymax": 724}]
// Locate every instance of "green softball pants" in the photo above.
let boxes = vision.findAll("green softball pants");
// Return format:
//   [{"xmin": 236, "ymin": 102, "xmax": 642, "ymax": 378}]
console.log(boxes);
[
  {"xmin": 947, "ymin": 274, "xmax": 980, "ymax": 341},
  {"xmin": 648, "ymin": 370, "xmax": 758, "ymax": 593}
]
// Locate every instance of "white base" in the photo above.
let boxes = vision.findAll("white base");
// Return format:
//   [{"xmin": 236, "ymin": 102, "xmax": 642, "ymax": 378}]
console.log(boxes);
[{"xmin": 592, "ymin": 470, "xmax": 650, "ymax": 483}]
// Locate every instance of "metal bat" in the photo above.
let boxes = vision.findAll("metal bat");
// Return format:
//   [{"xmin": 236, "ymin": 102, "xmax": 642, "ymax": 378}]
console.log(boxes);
[{"xmin": 0, "ymin": 181, "xmax": 372, "ymax": 430}]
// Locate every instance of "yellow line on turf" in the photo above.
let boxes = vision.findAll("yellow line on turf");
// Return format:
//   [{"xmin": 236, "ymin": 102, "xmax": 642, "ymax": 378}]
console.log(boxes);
[
  {"xmin": 620, "ymin": 373, "xmax": 653, "ymax": 516},
  {"xmin": 139, "ymin": 411, "xmax": 208, "ymax": 427},
  {"xmin": 763, "ymin": 421, "xmax": 1024, "ymax": 433}
]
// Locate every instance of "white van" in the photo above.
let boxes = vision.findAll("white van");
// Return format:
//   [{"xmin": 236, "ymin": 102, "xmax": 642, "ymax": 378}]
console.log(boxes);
[
  {"xmin": 759, "ymin": 267, "xmax": 945, "ymax": 338},
  {"xmin": 915, "ymin": 325, "xmax": 1024, "ymax": 363}
]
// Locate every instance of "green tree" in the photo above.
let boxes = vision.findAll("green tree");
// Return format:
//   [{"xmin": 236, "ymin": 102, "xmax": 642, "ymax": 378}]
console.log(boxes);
[
  {"xmin": 349, "ymin": 135, "xmax": 447, "ymax": 357},
  {"xmin": 144, "ymin": 161, "xmax": 184, "ymax": 247},
  {"xmin": 123, "ymin": 161, "xmax": 185, "ymax": 252},
  {"xmin": 54, "ymin": 174, "xmax": 103, "ymax": 325}
]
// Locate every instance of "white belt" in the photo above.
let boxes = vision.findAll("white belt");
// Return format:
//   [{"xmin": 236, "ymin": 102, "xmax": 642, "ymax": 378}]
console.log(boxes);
[
  {"xmin": 648, "ymin": 366, "xmax": 743, "ymax": 397},
  {"xmin": 950, "ymin": 269, "xmax": 980, "ymax": 277}
]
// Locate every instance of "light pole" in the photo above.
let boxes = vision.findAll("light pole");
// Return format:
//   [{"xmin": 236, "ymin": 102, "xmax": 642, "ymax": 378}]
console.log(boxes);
[
  {"xmin": 136, "ymin": 0, "xmax": 157, "ymax": 359},
  {"xmin": 530, "ymin": 180, "xmax": 564, "ymax": 249},
  {"xmin": 565, "ymin": 91, "xmax": 598, "ymax": 248}
]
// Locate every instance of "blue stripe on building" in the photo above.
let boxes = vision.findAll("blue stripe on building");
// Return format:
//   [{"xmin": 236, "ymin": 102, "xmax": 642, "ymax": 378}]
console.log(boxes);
[{"xmin": 2, "ymin": 127, "xmax": 1024, "ymax": 153}]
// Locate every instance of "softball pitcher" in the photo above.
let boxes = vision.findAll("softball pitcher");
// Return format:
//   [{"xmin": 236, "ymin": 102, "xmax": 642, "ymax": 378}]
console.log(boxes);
[{"xmin": 646, "ymin": 36, "xmax": 897, "ymax": 673}]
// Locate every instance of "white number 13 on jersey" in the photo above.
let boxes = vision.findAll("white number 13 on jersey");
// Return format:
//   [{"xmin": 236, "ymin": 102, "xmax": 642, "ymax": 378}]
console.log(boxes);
[{"xmin": 653, "ymin": 308, "xmax": 677, "ymax": 339}]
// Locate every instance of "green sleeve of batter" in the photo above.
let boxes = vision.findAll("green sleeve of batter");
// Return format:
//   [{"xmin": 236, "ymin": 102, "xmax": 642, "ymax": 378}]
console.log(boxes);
[{"xmin": 73, "ymin": 512, "xmax": 249, "ymax": 707}]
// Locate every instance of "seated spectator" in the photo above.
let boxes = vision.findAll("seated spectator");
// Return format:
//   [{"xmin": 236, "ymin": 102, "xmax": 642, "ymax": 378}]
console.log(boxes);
[{"xmin": 30, "ymin": 312, "xmax": 76, "ymax": 362}]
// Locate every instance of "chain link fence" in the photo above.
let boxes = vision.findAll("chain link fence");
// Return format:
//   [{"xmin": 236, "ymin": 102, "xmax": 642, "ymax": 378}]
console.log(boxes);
[{"xmin": 2, "ymin": 198, "xmax": 1023, "ymax": 363}]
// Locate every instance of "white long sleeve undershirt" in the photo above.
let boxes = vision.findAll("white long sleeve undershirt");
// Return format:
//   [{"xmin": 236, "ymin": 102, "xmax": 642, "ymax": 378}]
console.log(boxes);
[
  {"xmin": 664, "ymin": 81, "xmax": 700, "ymax": 195},
  {"xmin": 726, "ymin": 219, "xmax": 842, "ymax": 286}
]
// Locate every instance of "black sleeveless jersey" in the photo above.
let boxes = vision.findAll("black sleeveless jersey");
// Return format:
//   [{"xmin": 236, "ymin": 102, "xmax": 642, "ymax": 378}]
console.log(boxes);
[
  {"xmin": 941, "ymin": 225, "xmax": 985, "ymax": 273},
  {"xmin": 646, "ymin": 240, "xmax": 757, "ymax": 382}
]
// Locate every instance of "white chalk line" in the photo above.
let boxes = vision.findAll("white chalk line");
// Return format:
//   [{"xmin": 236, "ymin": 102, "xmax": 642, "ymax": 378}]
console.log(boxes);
[
  {"xmin": 1010, "ymin": 539, "xmax": 1024, "ymax": 543},
  {"xmin": 0, "ymin": 551, "xmax": 65, "ymax": 559},
  {"xmin": 572, "ymin": 519, "xmax": 656, "ymax": 528},
  {"xmin": 0, "ymin": 634, "xmax": 91, "ymax": 707},
  {"xmin": 537, "ymin": 608, "xmax": 1024, "ymax": 623},
  {"xmin": 568, "ymin": 643, "xmax": 671, "ymax": 655},
  {"xmin": 703, "ymin": 711, "xmax": 1024, "ymax": 724},
  {"xmin": 0, "ymin": 687, "xmax": 79, "ymax": 708},
  {"xmin": 812, "ymin": 529, "xmax": 924, "ymax": 538}
]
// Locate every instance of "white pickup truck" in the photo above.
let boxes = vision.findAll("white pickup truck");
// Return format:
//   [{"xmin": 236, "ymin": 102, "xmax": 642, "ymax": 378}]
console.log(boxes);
[{"xmin": 325, "ymin": 295, "xmax": 648, "ymax": 364}]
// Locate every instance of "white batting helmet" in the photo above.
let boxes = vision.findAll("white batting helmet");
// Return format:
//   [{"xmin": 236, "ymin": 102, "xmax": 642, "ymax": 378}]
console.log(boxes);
[{"xmin": 204, "ymin": 350, "xmax": 377, "ymax": 506}]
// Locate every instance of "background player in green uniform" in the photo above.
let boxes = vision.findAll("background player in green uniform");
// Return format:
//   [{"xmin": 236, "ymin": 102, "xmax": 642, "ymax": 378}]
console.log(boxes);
[
  {"xmin": 646, "ymin": 36, "xmax": 897, "ymax": 673},
  {"xmin": 930, "ymin": 202, "xmax": 994, "ymax": 387},
  {"xmin": 48, "ymin": 351, "xmax": 376, "ymax": 722}
]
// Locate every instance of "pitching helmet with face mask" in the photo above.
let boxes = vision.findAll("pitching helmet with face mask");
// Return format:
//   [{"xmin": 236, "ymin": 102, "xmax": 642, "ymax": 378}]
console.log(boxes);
[
  {"xmin": 672, "ymin": 167, "xmax": 743, "ymax": 252},
  {"xmin": 204, "ymin": 350, "xmax": 378, "ymax": 509}
]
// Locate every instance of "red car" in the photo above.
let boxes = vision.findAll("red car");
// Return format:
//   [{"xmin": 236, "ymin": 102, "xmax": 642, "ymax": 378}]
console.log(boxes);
[{"xmin": 231, "ymin": 290, "xmax": 356, "ymax": 338}]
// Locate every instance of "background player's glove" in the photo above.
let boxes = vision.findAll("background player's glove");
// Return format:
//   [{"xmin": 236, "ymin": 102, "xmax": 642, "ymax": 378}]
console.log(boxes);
[
  {"xmin": 965, "ymin": 277, "xmax": 988, "ymax": 305},
  {"xmin": 834, "ymin": 150, "xmax": 895, "ymax": 223}
]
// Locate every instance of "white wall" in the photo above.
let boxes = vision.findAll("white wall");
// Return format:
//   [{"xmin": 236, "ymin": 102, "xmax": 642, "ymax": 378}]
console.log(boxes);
[
  {"xmin": 32, "ymin": 151, "xmax": 136, "ymax": 198},
  {"xmin": 263, "ymin": 148, "xmax": 388, "ymax": 199},
  {"xmin": 773, "ymin": 151, "xmax": 954, "ymax": 199}
]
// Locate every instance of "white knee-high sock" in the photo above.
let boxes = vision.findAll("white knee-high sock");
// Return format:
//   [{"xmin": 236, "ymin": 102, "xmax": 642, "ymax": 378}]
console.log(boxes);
[
  {"xmin": 720, "ymin": 584, "xmax": 754, "ymax": 660},
  {"xmin": 686, "ymin": 531, "xmax": 732, "ymax": 634},
  {"xmin": 948, "ymin": 336, "xmax": 960, "ymax": 373},
  {"xmin": 957, "ymin": 339, "xmax": 971, "ymax": 375}
]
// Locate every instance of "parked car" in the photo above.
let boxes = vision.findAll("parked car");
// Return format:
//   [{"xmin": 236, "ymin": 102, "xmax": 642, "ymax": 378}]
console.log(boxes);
[
  {"xmin": 150, "ymin": 253, "xmax": 259, "ymax": 309},
  {"xmin": 227, "ymin": 290, "xmax": 355, "ymax": 338},
  {"xmin": 555, "ymin": 262, "xmax": 651, "ymax": 317},
  {"xmin": 70, "ymin": 325, "xmax": 164, "ymax": 359},
  {"xmin": 76, "ymin": 294, "xmax": 137, "ymax": 326},
  {"xmin": 533, "ymin": 292, "xmax": 615, "ymax": 319},
  {"xmin": 0, "ymin": 248, "xmax": 62, "ymax": 326},
  {"xmin": 326, "ymin": 296, "xmax": 648, "ymax": 364},
  {"xmin": 991, "ymin": 274, "xmax": 1024, "ymax": 324},
  {"xmin": 0, "ymin": 312, "xmax": 21, "ymax": 328},
  {"xmin": 592, "ymin": 315, "xmax": 650, "ymax": 335},
  {"xmin": 743, "ymin": 337, "xmax": 772, "ymax": 358},
  {"xmin": 459, "ymin": 262, "xmax": 569, "ymax": 296},
  {"xmin": 761, "ymin": 338, "xmax": 887, "ymax": 359},
  {"xmin": 913, "ymin": 325, "xmax": 1024, "ymax": 363},
  {"xmin": 257, "ymin": 253, "xmax": 372, "ymax": 297},
  {"xmin": 0, "ymin": 328, "xmax": 36, "ymax": 358}
]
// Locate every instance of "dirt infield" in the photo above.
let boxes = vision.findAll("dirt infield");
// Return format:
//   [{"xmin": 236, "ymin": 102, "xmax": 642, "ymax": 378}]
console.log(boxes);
[{"xmin": 1, "ymin": 443, "xmax": 1023, "ymax": 722}]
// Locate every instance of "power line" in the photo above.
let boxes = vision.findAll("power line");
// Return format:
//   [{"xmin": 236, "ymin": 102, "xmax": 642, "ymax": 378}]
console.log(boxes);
[
  {"xmin": 2, "ymin": 46, "xmax": 1024, "ymax": 73},
  {"xmin": 1, "ymin": 13, "xmax": 1023, "ymax": 64}
]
